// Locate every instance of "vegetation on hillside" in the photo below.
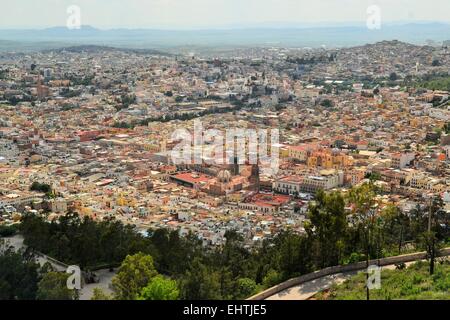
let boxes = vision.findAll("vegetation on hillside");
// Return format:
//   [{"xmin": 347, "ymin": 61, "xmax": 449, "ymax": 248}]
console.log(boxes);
[
  {"xmin": 417, "ymin": 76, "xmax": 450, "ymax": 92},
  {"xmin": 316, "ymin": 260, "xmax": 450, "ymax": 300}
]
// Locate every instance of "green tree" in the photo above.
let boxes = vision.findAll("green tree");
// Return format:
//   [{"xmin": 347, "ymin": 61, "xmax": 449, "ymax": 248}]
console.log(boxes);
[
  {"xmin": 36, "ymin": 272, "xmax": 78, "ymax": 300},
  {"xmin": 138, "ymin": 275, "xmax": 179, "ymax": 300},
  {"xmin": 380, "ymin": 205, "xmax": 410, "ymax": 254},
  {"xmin": 180, "ymin": 258, "xmax": 221, "ymax": 300},
  {"xmin": 389, "ymin": 72, "xmax": 398, "ymax": 81},
  {"xmin": 347, "ymin": 183, "xmax": 378, "ymax": 300},
  {"xmin": 366, "ymin": 172, "xmax": 381, "ymax": 182},
  {"xmin": 276, "ymin": 231, "xmax": 313, "ymax": 278},
  {"xmin": 262, "ymin": 269, "xmax": 282, "ymax": 289},
  {"xmin": 432, "ymin": 59, "xmax": 440, "ymax": 67},
  {"xmin": 306, "ymin": 190, "xmax": 347, "ymax": 268},
  {"xmin": 234, "ymin": 278, "xmax": 257, "ymax": 299},
  {"xmin": 30, "ymin": 182, "xmax": 51, "ymax": 194},
  {"xmin": 409, "ymin": 204, "xmax": 428, "ymax": 240},
  {"xmin": 112, "ymin": 253, "xmax": 158, "ymax": 300},
  {"xmin": 0, "ymin": 242, "xmax": 40, "ymax": 300},
  {"xmin": 20, "ymin": 213, "xmax": 155, "ymax": 270},
  {"xmin": 320, "ymin": 99, "xmax": 334, "ymax": 108},
  {"xmin": 420, "ymin": 196, "xmax": 445, "ymax": 275},
  {"xmin": 0, "ymin": 225, "xmax": 18, "ymax": 237},
  {"xmin": 149, "ymin": 229, "xmax": 202, "ymax": 276},
  {"xmin": 91, "ymin": 288, "xmax": 112, "ymax": 300}
]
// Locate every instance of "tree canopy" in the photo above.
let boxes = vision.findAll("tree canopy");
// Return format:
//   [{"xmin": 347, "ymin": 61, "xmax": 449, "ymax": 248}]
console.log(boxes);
[
  {"xmin": 37, "ymin": 272, "xmax": 78, "ymax": 300},
  {"xmin": 138, "ymin": 275, "xmax": 180, "ymax": 300},
  {"xmin": 112, "ymin": 253, "xmax": 158, "ymax": 300}
]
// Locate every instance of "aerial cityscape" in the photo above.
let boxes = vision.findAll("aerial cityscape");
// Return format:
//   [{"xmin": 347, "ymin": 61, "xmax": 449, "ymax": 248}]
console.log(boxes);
[{"xmin": 0, "ymin": 0, "xmax": 449, "ymax": 306}]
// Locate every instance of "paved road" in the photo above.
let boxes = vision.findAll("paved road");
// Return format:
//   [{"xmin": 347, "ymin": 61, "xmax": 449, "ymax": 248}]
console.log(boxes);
[
  {"xmin": 265, "ymin": 262, "xmax": 417, "ymax": 300},
  {"xmin": 266, "ymin": 271, "xmax": 358, "ymax": 300},
  {"xmin": 2, "ymin": 235, "xmax": 115, "ymax": 300},
  {"xmin": 79, "ymin": 269, "xmax": 116, "ymax": 300}
]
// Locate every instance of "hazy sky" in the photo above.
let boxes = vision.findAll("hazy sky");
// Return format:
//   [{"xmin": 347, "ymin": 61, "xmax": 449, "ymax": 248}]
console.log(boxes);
[{"xmin": 1, "ymin": 0, "xmax": 450, "ymax": 29}]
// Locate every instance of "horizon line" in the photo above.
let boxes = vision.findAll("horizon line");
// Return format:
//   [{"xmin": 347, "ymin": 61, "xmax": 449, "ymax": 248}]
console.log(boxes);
[{"xmin": 1, "ymin": 20, "xmax": 450, "ymax": 31}]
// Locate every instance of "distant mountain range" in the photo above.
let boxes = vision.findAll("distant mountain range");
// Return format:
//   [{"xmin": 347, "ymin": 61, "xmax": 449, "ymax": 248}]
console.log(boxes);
[{"xmin": 0, "ymin": 23, "xmax": 449, "ymax": 51}]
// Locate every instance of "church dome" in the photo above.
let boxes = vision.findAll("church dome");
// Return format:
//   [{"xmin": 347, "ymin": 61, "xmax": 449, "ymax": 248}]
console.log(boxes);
[{"xmin": 217, "ymin": 170, "xmax": 232, "ymax": 183}]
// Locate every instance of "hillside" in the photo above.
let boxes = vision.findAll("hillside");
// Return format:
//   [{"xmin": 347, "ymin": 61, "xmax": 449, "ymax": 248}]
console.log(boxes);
[{"xmin": 315, "ymin": 260, "xmax": 450, "ymax": 300}]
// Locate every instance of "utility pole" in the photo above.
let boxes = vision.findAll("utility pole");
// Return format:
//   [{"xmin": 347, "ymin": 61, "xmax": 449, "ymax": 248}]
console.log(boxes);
[
  {"xmin": 398, "ymin": 223, "xmax": 404, "ymax": 255},
  {"xmin": 428, "ymin": 198, "xmax": 432, "ymax": 231},
  {"xmin": 428, "ymin": 197, "xmax": 435, "ymax": 275},
  {"xmin": 366, "ymin": 223, "xmax": 370, "ymax": 301}
]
